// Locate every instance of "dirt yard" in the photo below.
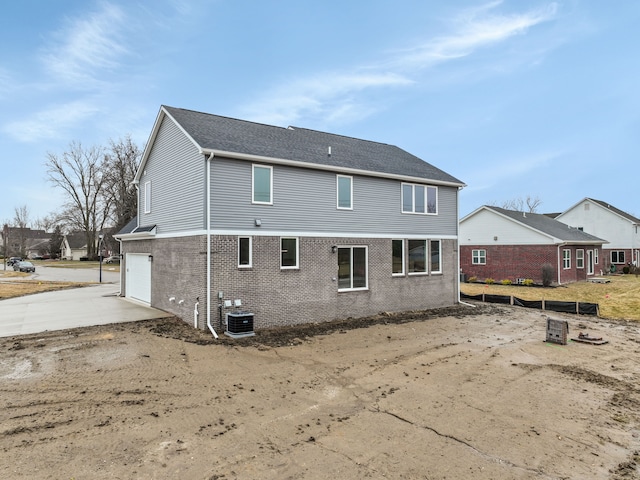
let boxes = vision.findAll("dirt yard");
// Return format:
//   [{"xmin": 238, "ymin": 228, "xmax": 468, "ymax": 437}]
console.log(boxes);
[{"xmin": 1, "ymin": 303, "xmax": 640, "ymax": 479}]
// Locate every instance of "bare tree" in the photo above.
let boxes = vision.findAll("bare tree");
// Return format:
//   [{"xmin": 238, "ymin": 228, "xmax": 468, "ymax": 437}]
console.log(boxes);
[
  {"xmin": 103, "ymin": 136, "xmax": 141, "ymax": 233},
  {"xmin": 13, "ymin": 205, "xmax": 30, "ymax": 257},
  {"xmin": 32, "ymin": 214, "xmax": 58, "ymax": 233},
  {"xmin": 46, "ymin": 142, "xmax": 110, "ymax": 259},
  {"xmin": 490, "ymin": 195, "xmax": 542, "ymax": 213}
]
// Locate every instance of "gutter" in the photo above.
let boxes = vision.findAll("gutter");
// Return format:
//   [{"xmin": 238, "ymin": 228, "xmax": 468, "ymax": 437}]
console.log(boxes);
[{"xmin": 206, "ymin": 153, "xmax": 218, "ymax": 339}]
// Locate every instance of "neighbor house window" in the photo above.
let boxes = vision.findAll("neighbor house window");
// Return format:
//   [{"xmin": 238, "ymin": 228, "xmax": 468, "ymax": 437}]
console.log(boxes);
[
  {"xmin": 238, "ymin": 236, "xmax": 252, "ymax": 268},
  {"xmin": 611, "ymin": 251, "xmax": 625, "ymax": 264},
  {"xmin": 595, "ymin": 249, "xmax": 599, "ymax": 264},
  {"xmin": 337, "ymin": 175, "xmax": 352, "ymax": 210},
  {"xmin": 408, "ymin": 239, "xmax": 426, "ymax": 273},
  {"xmin": 563, "ymin": 249, "xmax": 571, "ymax": 269},
  {"xmin": 472, "ymin": 249, "xmax": 486, "ymax": 265},
  {"xmin": 144, "ymin": 181, "xmax": 151, "ymax": 213},
  {"xmin": 392, "ymin": 239, "xmax": 404, "ymax": 275},
  {"xmin": 252, "ymin": 164, "xmax": 272, "ymax": 204},
  {"xmin": 338, "ymin": 246, "xmax": 368, "ymax": 291},
  {"xmin": 280, "ymin": 237, "xmax": 298, "ymax": 269},
  {"xmin": 401, "ymin": 183, "xmax": 437, "ymax": 214},
  {"xmin": 430, "ymin": 240, "xmax": 441, "ymax": 274},
  {"xmin": 576, "ymin": 249, "xmax": 584, "ymax": 269}
]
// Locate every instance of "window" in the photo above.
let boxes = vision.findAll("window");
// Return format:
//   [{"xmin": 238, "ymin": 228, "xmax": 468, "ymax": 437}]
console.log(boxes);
[
  {"xmin": 472, "ymin": 249, "xmax": 486, "ymax": 265},
  {"xmin": 576, "ymin": 249, "xmax": 584, "ymax": 269},
  {"xmin": 430, "ymin": 240, "xmax": 441, "ymax": 274},
  {"xmin": 238, "ymin": 237, "xmax": 252, "ymax": 268},
  {"xmin": 338, "ymin": 246, "xmax": 368, "ymax": 290},
  {"xmin": 392, "ymin": 239, "xmax": 404, "ymax": 275},
  {"xmin": 595, "ymin": 249, "xmax": 599, "ymax": 264},
  {"xmin": 144, "ymin": 181, "xmax": 151, "ymax": 213},
  {"xmin": 563, "ymin": 249, "xmax": 571, "ymax": 269},
  {"xmin": 280, "ymin": 237, "xmax": 298, "ymax": 269},
  {"xmin": 408, "ymin": 239, "xmax": 426, "ymax": 273},
  {"xmin": 611, "ymin": 251, "xmax": 625, "ymax": 264},
  {"xmin": 401, "ymin": 183, "xmax": 437, "ymax": 214},
  {"xmin": 337, "ymin": 175, "xmax": 352, "ymax": 210},
  {"xmin": 252, "ymin": 164, "xmax": 272, "ymax": 204}
]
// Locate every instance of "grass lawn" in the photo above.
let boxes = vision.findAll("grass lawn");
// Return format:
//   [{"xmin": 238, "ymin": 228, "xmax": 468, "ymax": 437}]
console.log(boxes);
[
  {"xmin": 30, "ymin": 260, "xmax": 120, "ymax": 272},
  {"xmin": 461, "ymin": 274, "xmax": 640, "ymax": 321},
  {"xmin": 0, "ymin": 271, "xmax": 90, "ymax": 299}
]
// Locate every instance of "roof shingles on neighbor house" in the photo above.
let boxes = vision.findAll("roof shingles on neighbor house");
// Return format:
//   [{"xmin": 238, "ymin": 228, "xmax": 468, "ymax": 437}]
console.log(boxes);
[
  {"xmin": 117, "ymin": 105, "xmax": 465, "ymax": 334},
  {"xmin": 163, "ymin": 106, "xmax": 464, "ymax": 186}
]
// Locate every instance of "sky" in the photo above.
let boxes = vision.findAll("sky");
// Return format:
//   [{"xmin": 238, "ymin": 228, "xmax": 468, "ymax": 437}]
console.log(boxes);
[{"xmin": 1, "ymin": 0, "xmax": 639, "ymax": 227}]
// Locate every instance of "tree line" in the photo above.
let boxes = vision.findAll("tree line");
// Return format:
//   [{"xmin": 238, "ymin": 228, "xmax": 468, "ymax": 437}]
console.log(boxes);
[{"xmin": 2, "ymin": 136, "xmax": 141, "ymax": 260}]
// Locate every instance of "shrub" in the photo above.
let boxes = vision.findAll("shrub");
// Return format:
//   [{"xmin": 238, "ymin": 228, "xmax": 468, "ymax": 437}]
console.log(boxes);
[
  {"xmin": 468, "ymin": 276, "xmax": 478, "ymax": 283},
  {"xmin": 485, "ymin": 278, "xmax": 495, "ymax": 285},
  {"xmin": 623, "ymin": 266, "xmax": 630, "ymax": 274},
  {"xmin": 501, "ymin": 279, "xmax": 512, "ymax": 285},
  {"xmin": 523, "ymin": 279, "xmax": 534, "ymax": 286},
  {"xmin": 542, "ymin": 263, "xmax": 554, "ymax": 287}
]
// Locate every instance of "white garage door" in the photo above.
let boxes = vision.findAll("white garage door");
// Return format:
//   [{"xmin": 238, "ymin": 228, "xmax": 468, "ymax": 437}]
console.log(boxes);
[{"xmin": 126, "ymin": 253, "xmax": 151, "ymax": 304}]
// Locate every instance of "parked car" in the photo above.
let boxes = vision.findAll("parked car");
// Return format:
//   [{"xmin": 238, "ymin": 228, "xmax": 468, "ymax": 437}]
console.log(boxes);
[
  {"xmin": 105, "ymin": 255, "xmax": 120, "ymax": 264},
  {"xmin": 6, "ymin": 257, "xmax": 22, "ymax": 266},
  {"xmin": 13, "ymin": 261, "xmax": 35, "ymax": 273}
]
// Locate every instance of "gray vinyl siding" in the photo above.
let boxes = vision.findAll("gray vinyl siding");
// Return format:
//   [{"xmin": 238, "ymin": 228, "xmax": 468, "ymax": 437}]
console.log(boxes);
[
  {"xmin": 139, "ymin": 117, "xmax": 205, "ymax": 233},
  {"xmin": 210, "ymin": 157, "xmax": 458, "ymax": 236}
]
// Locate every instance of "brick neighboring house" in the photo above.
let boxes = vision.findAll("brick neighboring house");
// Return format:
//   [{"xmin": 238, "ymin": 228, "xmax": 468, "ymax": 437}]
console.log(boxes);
[
  {"xmin": 460, "ymin": 206, "xmax": 606, "ymax": 285},
  {"xmin": 115, "ymin": 105, "xmax": 466, "ymax": 334},
  {"xmin": 554, "ymin": 198, "xmax": 640, "ymax": 273},
  {"xmin": 0, "ymin": 227, "xmax": 51, "ymax": 258}
]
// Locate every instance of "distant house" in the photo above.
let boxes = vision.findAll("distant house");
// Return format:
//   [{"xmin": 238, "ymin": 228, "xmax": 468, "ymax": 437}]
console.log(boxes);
[
  {"xmin": 554, "ymin": 198, "xmax": 640, "ymax": 272},
  {"xmin": 1, "ymin": 227, "xmax": 51, "ymax": 258},
  {"xmin": 116, "ymin": 105, "xmax": 466, "ymax": 333},
  {"xmin": 60, "ymin": 233, "xmax": 88, "ymax": 260},
  {"xmin": 460, "ymin": 206, "xmax": 606, "ymax": 285}
]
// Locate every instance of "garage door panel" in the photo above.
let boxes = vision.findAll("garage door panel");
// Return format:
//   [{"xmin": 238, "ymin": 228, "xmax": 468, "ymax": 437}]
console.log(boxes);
[{"xmin": 126, "ymin": 254, "xmax": 151, "ymax": 304}]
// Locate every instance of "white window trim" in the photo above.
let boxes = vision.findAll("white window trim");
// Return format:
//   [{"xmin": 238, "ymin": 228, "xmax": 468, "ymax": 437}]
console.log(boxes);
[
  {"xmin": 280, "ymin": 237, "xmax": 299, "ymax": 270},
  {"xmin": 336, "ymin": 174, "xmax": 353, "ymax": 210},
  {"xmin": 252, "ymin": 164, "xmax": 273, "ymax": 205},
  {"xmin": 144, "ymin": 181, "xmax": 151, "ymax": 214},
  {"xmin": 576, "ymin": 249, "xmax": 584, "ymax": 269},
  {"xmin": 238, "ymin": 236, "xmax": 252, "ymax": 268},
  {"xmin": 392, "ymin": 239, "xmax": 405, "ymax": 276},
  {"xmin": 472, "ymin": 249, "xmax": 486, "ymax": 265},
  {"xmin": 401, "ymin": 183, "xmax": 437, "ymax": 215},
  {"xmin": 430, "ymin": 239, "xmax": 442, "ymax": 274},
  {"xmin": 594, "ymin": 248, "xmax": 599, "ymax": 264},
  {"xmin": 338, "ymin": 245, "xmax": 369, "ymax": 292},
  {"xmin": 563, "ymin": 249, "xmax": 571, "ymax": 269},
  {"xmin": 611, "ymin": 250, "xmax": 625, "ymax": 264},
  {"xmin": 407, "ymin": 239, "xmax": 428, "ymax": 275}
]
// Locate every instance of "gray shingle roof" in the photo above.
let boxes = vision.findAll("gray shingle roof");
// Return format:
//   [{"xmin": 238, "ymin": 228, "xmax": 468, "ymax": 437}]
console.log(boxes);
[
  {"xmin": 489, "ymin": 207, "xmax": 606, "ymax": 243},
  {"xmin": 587, "ymin": 198, "xmax": 640, "ymax": 224},
  {"xmin": 163, "ymin": 106, "xmax": 464, "ymax": 186}
]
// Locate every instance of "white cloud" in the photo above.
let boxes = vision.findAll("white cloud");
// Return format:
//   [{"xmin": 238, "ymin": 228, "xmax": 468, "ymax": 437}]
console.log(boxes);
[
  {"xmin": 241, "ymin": 2, "xmax": 559, "ymax": 127},
  {"xmin": 41, "ymin": 2, "xmax": 129, "ymax": 87},
  {"xmin": 3, "ymin": 101, "xmax": 99, "ymax": 142}
]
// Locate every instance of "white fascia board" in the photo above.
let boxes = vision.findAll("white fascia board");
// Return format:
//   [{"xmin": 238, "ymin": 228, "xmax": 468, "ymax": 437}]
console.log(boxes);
[
  {"xmin": 203, "ymin": 148, "xmax": 466, "ymax": 188},
  {"xmin": 114, "ymin": 231, "xmax": 157, "ymax": 241},
  {"xmin": 151, "ymin": 229, "xmax": 458, "ymax": 240}
]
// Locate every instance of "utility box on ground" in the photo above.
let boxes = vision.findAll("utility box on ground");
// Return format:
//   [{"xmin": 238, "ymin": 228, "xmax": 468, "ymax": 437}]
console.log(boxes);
[
  {"xmin": 225, "ymin": 312, "xmax": 255, "ymax": 338},
  {"xmin": 546, "ymin": 317, "xmax": 569, "ymax": 345}
]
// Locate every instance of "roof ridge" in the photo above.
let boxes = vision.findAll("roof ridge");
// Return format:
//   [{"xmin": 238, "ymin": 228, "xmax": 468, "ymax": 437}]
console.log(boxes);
[
  {"xmin": 163, "ymin": 105, "xmax": 291, "ymax": 132},
  {"xmin": 287, "ymin": 125, "xmax": 394, "ymax": 147}
]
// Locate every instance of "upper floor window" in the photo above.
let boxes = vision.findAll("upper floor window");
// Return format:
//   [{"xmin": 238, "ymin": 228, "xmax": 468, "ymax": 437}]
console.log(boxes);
[
  {"xmin": 144, "ymin": 181, "xmax": 151, "ymax": 213},
  {"xmin": 392, "ymin": 239, "xmax": 404, "ymax": 276},
  {"xmin": 402, "ymin": 183, "xmax": 437, "ymax": 214},
  {"xmin": 252, "ymin": 164, "xmax": 272, "ymax": 204},
  {"xmin": 472, "ymin": 249, "xmax": 486, "ymax": 265},
  {"xmin": 338, "ymin": 246, "xmax": 368, "ymax": 291},
  {"xmin": 563, "ymin": 249, "xmax": 571, "ymax": 269},
  {"xmin": 238, "ymin": 236, "xmax": 252, "ymax": 268},
  {"xmin": 337, "ymin": 175, "xmax": 353, "ymax": 210},
  {"xmin": 576, "ymin": 249, "xmax": 584, "ymax": 269},
  {"xmin": 281, "ymin": 237, "xmax": 298, "ymax": 269},
  {"xmin": 430, "ymin": 240, "xmax": 441, "ymax": 274},
  {"xmin": 611, "ymin": 251, "xmax": 625, "ymax": 264}
]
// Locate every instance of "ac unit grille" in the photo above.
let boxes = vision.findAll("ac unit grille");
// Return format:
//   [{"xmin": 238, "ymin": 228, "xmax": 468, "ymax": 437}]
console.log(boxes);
[{"xmin": 225, "ymin": 312, "xmax": 255, "ymax": 338}]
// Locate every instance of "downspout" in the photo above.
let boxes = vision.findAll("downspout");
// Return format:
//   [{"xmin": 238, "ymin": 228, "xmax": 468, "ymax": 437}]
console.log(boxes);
[
  {"xmin": 457, "ymin": 186, "xmax": 475, "ymax": 308},
  {"xmin": 206, "ymin": 153, "xmax": 218, "ymax": 339},
  {"xmin": 557, "ymin": 243, "xmax": 566, "ymax": 286}
]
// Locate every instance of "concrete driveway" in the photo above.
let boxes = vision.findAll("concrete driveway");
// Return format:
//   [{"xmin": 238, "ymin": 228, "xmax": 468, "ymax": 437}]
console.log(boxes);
[{"xmin": 0, "ymin": 283, "xmax": 172, "ymax": 338}]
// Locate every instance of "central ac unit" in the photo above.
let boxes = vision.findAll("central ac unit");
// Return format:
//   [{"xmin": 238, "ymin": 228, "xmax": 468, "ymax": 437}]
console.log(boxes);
[{"xmin": 225, "ymin": 312, "xmax": 255, "ymax": 338}]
